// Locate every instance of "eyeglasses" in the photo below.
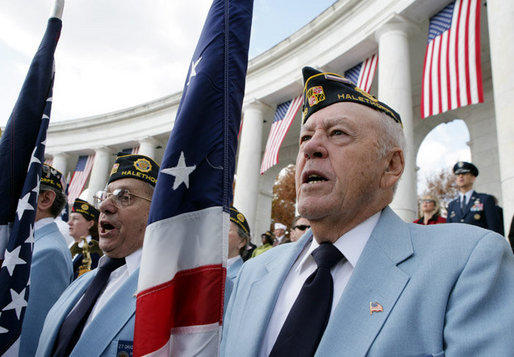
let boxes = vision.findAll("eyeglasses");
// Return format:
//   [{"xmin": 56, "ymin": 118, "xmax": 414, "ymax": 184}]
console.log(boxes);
[
  {"xmin": 94, "ymin": 188, "xmax": 152, "ymax": 209},
  {"xmin": 293, "ymin": 224, "xmax": 310, "ymax": 231}
]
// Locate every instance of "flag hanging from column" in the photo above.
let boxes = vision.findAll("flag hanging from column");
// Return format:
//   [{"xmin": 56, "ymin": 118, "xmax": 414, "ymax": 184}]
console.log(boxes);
[
  {"xmin": 421, "ymin": 0, "xmax": 483, "ymax": 118},
  {"xmin": 260, "ymin": 95, "xmax": 303, "ymax": 174},
  {"xmin": 344, "ymin": 54, "xmax": 378, "ymax": 93},
  {"xmin": 67, "ymin": 154, "xmax": 94, "ymax": 204},
  {"xmin": 0, "ymin": 18, "xmax": 61, "ymax": 354},
  {"xmin": 134, "ymin": 0, "xmax": 253, "ymax": 355}
]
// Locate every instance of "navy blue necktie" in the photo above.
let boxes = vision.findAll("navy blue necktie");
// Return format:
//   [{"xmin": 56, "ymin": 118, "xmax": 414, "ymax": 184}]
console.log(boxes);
[
  {"xmin": 53, "ymin": 257, "xmax": 125, "ymax": 357},
  {"xmin": 270, "ymin": 242, "xmax": 344, "ymax": 357},
  {"xmin": 461, "ymin": 196, "xmax": 466, "ymax": 211}
]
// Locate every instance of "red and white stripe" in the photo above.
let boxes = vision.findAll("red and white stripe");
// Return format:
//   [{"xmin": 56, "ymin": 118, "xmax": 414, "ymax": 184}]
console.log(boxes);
[
  {"xmin": 260, "ymin": 95, "xmax": 303, "ymax": 174},
  {"xmin": 136, "ymin": 207, "xmax": 227, "ymax": 355},
  {"xmin": 67, "ymin": 154, "xmax": 94, "ymax": 203},
  {"xmin": 356, "ymin": 54, "xmax": 378, "ymax": 93},
  {"xmin": 421, "ymin": 0, "xmax": 483, "ymax": 118}
]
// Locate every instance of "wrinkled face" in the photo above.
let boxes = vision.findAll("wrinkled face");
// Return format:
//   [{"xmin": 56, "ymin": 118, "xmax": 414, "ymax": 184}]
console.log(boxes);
[
  {"xmin": 455, "ymin": 172, "xmax": 475, "ymax": 190},
  {"xmin": 98, "ymin": 178, "xmax": 152, "ymax": 258},
  {"xmin": 68, "ymin": 212, "xmax": 93, "ymax": 240},
  {"xmin": 295, "ymin": 102, "xmax": 386, "ymax": 224},
  {"xmin": 290, "ymin": 217, "xmax": 310, "ymax": 242},
  {"xmin": 273, "ymin": 228, "xmax": 285, "ymax": 237}
]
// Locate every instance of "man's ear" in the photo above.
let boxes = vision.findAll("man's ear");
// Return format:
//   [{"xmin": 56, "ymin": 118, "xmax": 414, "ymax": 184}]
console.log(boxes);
[
  {"xmin": 380, "ymin": 148, "xmax": 404, "ymax": 189},
  {"xmin": 38, "ymin": 190, "xmax": 56, "ymax": 211}
]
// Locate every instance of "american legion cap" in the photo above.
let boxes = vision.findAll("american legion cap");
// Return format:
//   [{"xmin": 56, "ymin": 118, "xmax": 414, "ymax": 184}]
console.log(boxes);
[
  {"xmin": 108, "ymin": 153, "xmax": 160, "ymax": 186},
  {"xmin": 453, "ymin": 161, "xmax": 479, "ymax": 177},
  {"xmin": 301, "ymin": 66, "xmax": 402, "ymax": 126},
  {"xmin": 41, "ymin": 164, "xmax": 64, "ymax": 192},
  {"xmin": 230, "ymin": 206, "xmax": 250, "ymax": 235},
  {"xmin": 72, "ymin": 198, "xmax": 99, "ymax": 221}
]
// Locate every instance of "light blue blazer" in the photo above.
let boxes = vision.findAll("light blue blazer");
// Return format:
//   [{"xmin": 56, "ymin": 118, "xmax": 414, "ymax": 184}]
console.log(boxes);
[
  {"xmin": 35, "ymin": 267, "xmax": 139, "ymax": 356},
  {"xmin": 222, "ymin": 207, "xmax": 514, "ymax": 356},
  {"xmin": 20, "ymin": 222, "xmax": 73, "ymax": 357}
]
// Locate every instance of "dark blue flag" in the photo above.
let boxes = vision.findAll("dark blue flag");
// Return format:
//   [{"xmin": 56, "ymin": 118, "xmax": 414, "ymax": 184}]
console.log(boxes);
[
  {"xmin": 134, "ymin": 0, "xmax": 253, "ymax": 354},
  {"xmin": 0, "ymin": 18, "xmax": 61, "ymax": 353}
]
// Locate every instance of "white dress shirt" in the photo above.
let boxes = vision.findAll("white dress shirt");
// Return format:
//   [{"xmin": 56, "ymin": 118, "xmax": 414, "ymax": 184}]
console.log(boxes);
[
  {"xmin": 34, "ymin": 217, "xmax": 55, "ymax": 231},
  {"xmin": 460, "ymin": 189, "xmax": 474, "ymax": 208},
  {"xmin": 227, "ymin": 255, "xmax": 240, "ymax": 269},
  {"xmin": 260, "ymin": 212, "xmax": 381, "ymax": 357},
  {"xmin": 82, "ymin": 248, "xmax": 142, "ymax": 330}
]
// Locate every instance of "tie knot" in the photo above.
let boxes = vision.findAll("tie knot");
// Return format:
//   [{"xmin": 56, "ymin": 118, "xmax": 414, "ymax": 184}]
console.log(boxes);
[
  {"xmin": 100, "ymin": 257, "xmax": 126, "ymax": 273},
  {"xmin": 311, "ymin": 243, "xmax": 344, "ymax": 270}
]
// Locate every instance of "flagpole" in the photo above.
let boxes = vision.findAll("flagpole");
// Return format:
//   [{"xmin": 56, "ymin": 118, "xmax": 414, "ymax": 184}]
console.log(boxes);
[{"xmin": 50, "ymin": 0, "xmax": 65, "ymax": 19}]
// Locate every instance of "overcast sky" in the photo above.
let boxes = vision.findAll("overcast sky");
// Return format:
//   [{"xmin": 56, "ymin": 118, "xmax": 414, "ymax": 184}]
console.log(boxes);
[{"xmin": 0, "ymin": 0, "xmax": 469, "ymax": 194}]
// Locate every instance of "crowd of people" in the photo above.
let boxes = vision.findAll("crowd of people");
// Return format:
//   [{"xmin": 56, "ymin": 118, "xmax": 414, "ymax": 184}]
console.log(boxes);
[{"xmin": 11, "ymin": 66, "xmax": 514, "ymax": 356}]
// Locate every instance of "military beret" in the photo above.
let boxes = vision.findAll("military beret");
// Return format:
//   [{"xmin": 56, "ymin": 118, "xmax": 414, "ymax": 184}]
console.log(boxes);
[
  {"xmin": 453, "ymin": 161, "xmax": 479, "ymax": 177},
  {"xmin": 301, "ymin": 66, "xmax": 402, "ymax": 125},
  {"xmin": 40, "ymin": 164, "xmax": 64, "ymax": 192},
  {"xmin": 108, "ymin": 153, "xmax": 160, "ymax": 186},
  {"xmin": 72, "ymin": 198, "xmax": 99, "ymax": 221},
  {"xmin": 230, "ymin": 206, "xmax": 250, "ymax": 235}
]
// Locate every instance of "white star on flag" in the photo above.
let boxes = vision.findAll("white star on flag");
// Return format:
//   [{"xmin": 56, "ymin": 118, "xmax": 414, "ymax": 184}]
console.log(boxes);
[
  {"xmin": 2, "ymin": 246, "xmax": 27, "ymax": 276},
  {"xmin": 24, "ymin": 224, "xmax": 35, "ymax": 247},
  {"xmin": 3, "ymin": 288, "xmax": 27, "ymax": 320},
  {"xmin": 32, "ymin": 178, "xmax": 40, "ymax": 194},
  {"xmin": 186, "ymin": 57, "xmax": 202, "ymax": 86},
  {"xmin": 27, "ymin": 148, "xmax": 41, "ymax": 172},
  {"xmin": 161, "ymin": 152, "xmax": 196, "ymax": 190},
  {"xmin": 16, "ymin": 192, "xmax": 34, "ymax": 221}
]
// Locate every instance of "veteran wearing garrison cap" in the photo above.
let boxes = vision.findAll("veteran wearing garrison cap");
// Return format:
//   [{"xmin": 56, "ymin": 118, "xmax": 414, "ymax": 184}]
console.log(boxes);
[
  {"xmin": 19, "ymin": 164, "xmax": 74, "ymax": 357},
  {"xmin": 36, "ymin": 154, "xmax": 159, "ymax": 357},
  {"xmin": 68, "ymin": 198, "xmax": 103, "ymax": 279},
  {"xmin": 227, "ymin": 207, "xmax": 251, "ymax": 283},
  {"xmin": 446, "ymin": 161, "xmax": 502, "ymax": 234},
  {"xmin": 222, "ymin": 67, "xmax": 514, "ymax": 356}
]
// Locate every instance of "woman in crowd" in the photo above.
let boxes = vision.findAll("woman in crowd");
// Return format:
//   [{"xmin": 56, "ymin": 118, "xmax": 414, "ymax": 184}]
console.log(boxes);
[
  {"xmin": 413, "ymin": 194, "xmax": 446, "ymax": 225},
  {"xmin": 251, "ymin": 230, "xmax": 275, "ymax": 258}
]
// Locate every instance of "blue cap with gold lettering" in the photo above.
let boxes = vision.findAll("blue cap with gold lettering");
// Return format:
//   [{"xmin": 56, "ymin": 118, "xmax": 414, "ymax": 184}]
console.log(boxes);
[
  {"xmin": 108, "ymin": 153, "xmax": 160, "ymax": 186},
  {"xmin": 301, "ymin": 66, "xmax": 402, "ymax": 125}
]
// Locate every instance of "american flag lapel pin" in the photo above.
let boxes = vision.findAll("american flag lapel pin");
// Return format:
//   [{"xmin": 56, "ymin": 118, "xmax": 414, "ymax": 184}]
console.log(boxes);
[{"xmin": 370, "ymin": 302, "xmax": 383, "ymax": 315}]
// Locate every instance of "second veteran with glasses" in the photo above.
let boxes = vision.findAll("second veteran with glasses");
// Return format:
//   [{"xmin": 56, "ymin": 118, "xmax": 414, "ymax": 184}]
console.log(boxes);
[{"xmin": 36, "ymin": 154, "xmax": 159, "ymax": 357}]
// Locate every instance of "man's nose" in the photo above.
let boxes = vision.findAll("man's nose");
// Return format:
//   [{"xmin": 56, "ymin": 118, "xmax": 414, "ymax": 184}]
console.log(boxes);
[{"xmin": 303, "ymin": 132, "xmax": 328, "ymax": 159}]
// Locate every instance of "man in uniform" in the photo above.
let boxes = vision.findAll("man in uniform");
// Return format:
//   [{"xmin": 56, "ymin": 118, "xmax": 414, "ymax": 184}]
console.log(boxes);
[
  {"xmin": 272, "ymin": 222, "xmax": 289, "ymax": 246},
  {"xmin": 35, "ymin": 154, "xmax": 159, "ymax": 356},
  {"xmin": 19, "ymin": 164, "xmax": 74, "ymax": 356},
  {"xmin": 222, "ymin": 67, "xmax": 514, "ymax": 356},
  {"xmin": 447, "ymin": 161, "xmax": 502, "ymax": 234}
]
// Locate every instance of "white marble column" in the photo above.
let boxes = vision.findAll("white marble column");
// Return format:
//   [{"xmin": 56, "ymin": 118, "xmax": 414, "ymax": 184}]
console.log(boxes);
[
  {"xmin": 138, "ymin": 136, "xmax": 159, "ymax": 159},
  {"xmin": 234, "ymin": 101, "xmax": 267, "ymax": 235},
  {"xmin": 51, "ymin": 152, "xmax": 69, "ymax": 177},
  {"xmin": 86, "ymin": 147, "xmax": 111, "ymax": 202},
  {"xmin": 375, "ymin": 18, "xmax": 417, "ymax": 222},
  {"xmin": 487, "ymin": 0, "xmax": 514, "ymax": 233}
]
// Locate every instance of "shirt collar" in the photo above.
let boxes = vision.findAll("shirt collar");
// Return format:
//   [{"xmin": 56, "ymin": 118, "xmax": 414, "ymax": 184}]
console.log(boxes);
[
  {"xmin": 296, "ymin": 211, "xmax": 381, "ymax": 274},
  {"xmin": 227, "ymin": 255, "xmax": 240, "ymax": 268},
  {"xmin": 461, "ymin": 189, "xmax": 474, "ymax": 201},
  {"xmin": 99, "ymin": 248, "xmax": 142, "ymax": 276},
  {"xmin": 34, "ymin": 217, "xmax": 55, "ymax": 231}
]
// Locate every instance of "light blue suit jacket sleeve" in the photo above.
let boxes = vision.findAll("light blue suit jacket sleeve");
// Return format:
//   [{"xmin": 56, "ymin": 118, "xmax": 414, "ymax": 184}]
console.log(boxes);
[
  {"xmin": 19, "ymin": 222, "xmax": 73, "ymax": 357},
  {"xmin": 222, "ymin": 207, "xmax": 514, "ymax": 356},
  {"xmin": 35, "ymin": 267, "xmax": 139, "ymax": 357}
]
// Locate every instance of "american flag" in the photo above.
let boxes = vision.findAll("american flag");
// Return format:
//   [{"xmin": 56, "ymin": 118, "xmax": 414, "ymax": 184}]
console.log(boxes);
[
  {"xmin": 66, "ymin": 154, "xmax": 94, "ymax": 204},
  {"xmin": 134, "ymin": 0, "xmax": 253, "ymax": 355},
  {"xmin": 344, "ymin": 54, "xmax": 378, "ymax": 93},
  {"xmin": 0, "ymin": 18, "xmax": 61, "ymax": 354},
  {"xmin": 421, "ymin": 0, "xmax": 483, "ymax": 118},
  {"xmin": 260, "ymin": 96, "xmax": 303, "ymax": 174}
]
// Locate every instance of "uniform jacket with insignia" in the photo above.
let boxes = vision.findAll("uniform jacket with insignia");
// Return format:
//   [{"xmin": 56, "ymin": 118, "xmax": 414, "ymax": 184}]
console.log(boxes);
[
  {"xmin": 447, "ymin": 191, "xmax": 502, "ymax": 234},
  {"xmin": 222, "ymin": 207, "xmax": 514, "ymax": 356}
]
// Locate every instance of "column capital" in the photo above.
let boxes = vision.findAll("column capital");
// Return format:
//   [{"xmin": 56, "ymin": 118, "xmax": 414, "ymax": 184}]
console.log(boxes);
[
  {"xmin": 375, "ymin": 14, "xmax": 418, "ymax": 42},
  {"xmin": 47, "ymin": 151, "xmax": 71, "ymax": 159},
  {"xmin": 243, "ymin": 100, "xmax": 272, "ymax": 113},
  {"xmin": 92, "ymin": 146, "xmax": 112, "ymax": 155},
  {"xmin": 137, "ymin": 136, "xmax": 160, "ymax": 147}
]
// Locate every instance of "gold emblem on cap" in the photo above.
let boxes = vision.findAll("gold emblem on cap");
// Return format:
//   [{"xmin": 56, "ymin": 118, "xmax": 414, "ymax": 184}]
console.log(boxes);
[
  {"xmin": 307, "ymin": 86, "xmax": 325, "ymax": 107},
  {"xmin": 237, "ymin": 213, "xmax": 245, "ymax": 223},
  {"xmin": 474, "ymin": 214, "xmax": 481, "ymax": 220},
  {"xmin": 110, "ymin": 163, "xmax": 119, "ymax": 175},
  {"xmin": 134, "ymin": 158, "xmax": 152, "ymax": 173},
  {"xmin": 81, "ymin": 203, "xmax": 89, "ymax": 211}
]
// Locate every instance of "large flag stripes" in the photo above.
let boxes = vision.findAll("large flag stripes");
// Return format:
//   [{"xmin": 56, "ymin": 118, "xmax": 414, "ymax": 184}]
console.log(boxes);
[
  {"xmin": 0, "ymin": 18, "xmax": 61, "ymax": 354},
  {"xmin": 134, "ymin": 0, "xmax": 254, "ymax": 355}
]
